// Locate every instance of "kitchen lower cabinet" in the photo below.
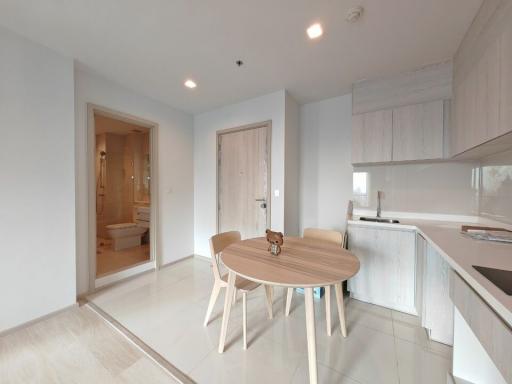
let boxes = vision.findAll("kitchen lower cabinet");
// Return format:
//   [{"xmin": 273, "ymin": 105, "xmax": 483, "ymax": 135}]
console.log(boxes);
[
  {"xmin": 347, "ymin": 225, "xmax": 417, "ymax": 314},
  {"xmin": 420, "ymin": 235, "xmax": 454, "ymax": 345}
]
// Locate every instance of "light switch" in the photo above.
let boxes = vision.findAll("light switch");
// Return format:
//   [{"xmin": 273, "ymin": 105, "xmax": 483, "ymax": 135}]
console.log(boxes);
[{"xmin": 274, "ymin": 189, "xmax": 280, "ymax": 197}]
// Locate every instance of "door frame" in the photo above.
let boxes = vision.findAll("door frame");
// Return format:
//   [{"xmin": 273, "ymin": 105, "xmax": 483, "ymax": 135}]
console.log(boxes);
[
  {"xmin": 216, "ymin": 120, "xmax": 272, "ymax": 235},
  {"xmin": 87, "ymin": 103, "xmax": 160, "ymax": 291}
]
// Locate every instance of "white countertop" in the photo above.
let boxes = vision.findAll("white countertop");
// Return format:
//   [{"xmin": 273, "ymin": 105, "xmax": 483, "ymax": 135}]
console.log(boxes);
[{"xmin": 348, "ymin": 217, "xmax": 512, "ymax": 327}]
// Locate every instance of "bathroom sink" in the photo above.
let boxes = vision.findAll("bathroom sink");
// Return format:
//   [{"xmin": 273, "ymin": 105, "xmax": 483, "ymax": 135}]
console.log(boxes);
[{"xmin": 359, "ymin": 216, "xmax": 400, "ymax": 224}]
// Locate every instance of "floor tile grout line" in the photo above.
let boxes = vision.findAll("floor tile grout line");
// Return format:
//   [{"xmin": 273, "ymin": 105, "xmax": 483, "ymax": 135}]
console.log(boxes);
[
  {"xmin": 314, "ymin": 360, "xmax": 365, "ymax": 384},
  {"xmin": 287, "ymin": 357, "xmax": 308, "ymax": 384},
  {"xmin": 391, "ymin": 315, "xmax": 453, "ymax": 361},
  {"xmin": 185, "ymin": 346, "xmax": 217, "ymax": 378}
]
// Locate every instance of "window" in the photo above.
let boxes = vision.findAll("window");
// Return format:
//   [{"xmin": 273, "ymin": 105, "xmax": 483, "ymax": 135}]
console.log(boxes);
[{"xmin": 353, "ymin": 172, "xmax": 369, "ymax": 207}]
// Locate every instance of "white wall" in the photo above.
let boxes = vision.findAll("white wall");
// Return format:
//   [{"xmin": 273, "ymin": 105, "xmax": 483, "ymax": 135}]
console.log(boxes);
[
  {"xmin": 284, "ymin": 93, "xmax": 300, "ymax": 236},
  {"xmin": 75, "ymin": 69, "xmax": 194, "ymax": 295},
  {"xmin": 193, "ymin": 91, "xmax": 287, "ymax": 257},
  {"xmin": 0, "ymin": 27, "xmax": 76, "ymax": 332},
  {"xmin": 299, "ymin": 94, "xmax": 353, "ymax": 233}
]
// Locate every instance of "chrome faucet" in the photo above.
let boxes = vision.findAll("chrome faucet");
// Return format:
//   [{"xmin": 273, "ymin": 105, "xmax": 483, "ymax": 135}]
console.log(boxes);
[{"xmin": 376, "ymin": 191, "xmax": 383, "ymax": 218}]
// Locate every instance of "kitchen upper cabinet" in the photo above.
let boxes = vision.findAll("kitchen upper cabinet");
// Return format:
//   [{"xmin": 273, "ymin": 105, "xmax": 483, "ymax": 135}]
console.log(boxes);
[
  {"xmin": 452, "ymin": 76, "xmax": 471, "ymax": 155},
  {"xmin": 476, "ymin": 38, "xmax": 500, "ymax": 142},
  {"xmin": 347, "ymin": 225, "xmax": 417, "ymax": 314},
  {"xmin": 421, "ymin": 237, "xmax": 454, "ymax": 345},
  {"xmin": 450, "ymin": 1, "xmax": 512, "ymax": 158},
  {"xmin": 452, "ymin": 40, "xmax": 500, "ymax": 156},
  {"xmin": 392, "ymin": 100, "xmax": 444, "ymax": 161},
  {"xmin": 352, "ymin": 62, "xmax": 452, "ymax": 164},
  {"xmin": 500, "ymin": 19, "xmax": 512, "ymax": 136},
  {"xmin": 351, "ymin": 110, "xmax": 393, "ymax": 164}
]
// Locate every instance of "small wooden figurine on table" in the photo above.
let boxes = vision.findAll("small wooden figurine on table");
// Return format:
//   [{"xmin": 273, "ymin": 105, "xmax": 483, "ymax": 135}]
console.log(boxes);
[{"xmin": 266, "ymin": 229, "xmax": 283, "ymax": 256}]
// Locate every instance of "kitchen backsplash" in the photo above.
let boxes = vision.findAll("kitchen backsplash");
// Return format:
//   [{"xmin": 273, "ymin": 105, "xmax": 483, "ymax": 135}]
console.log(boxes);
[
  {"xmin": 479, "ymin": 149, "xmax": 512, "ymax": 224},
  {"xmin": 353, "ymin": 150, "xmax": 512, "ymax": 224},
  {"xmin": 353, "ymin": 161, "xmax": 480, "ymax": 216}
]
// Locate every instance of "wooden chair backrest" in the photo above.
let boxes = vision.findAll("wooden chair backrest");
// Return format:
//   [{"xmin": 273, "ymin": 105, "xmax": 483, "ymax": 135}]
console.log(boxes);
[
  {"xmin": 303, "ymin": 228, "xmax": 344, "ymax": 248},
  {"xmin": 209, "ymin": 231, "xmax": 241, "ymax": 281}
]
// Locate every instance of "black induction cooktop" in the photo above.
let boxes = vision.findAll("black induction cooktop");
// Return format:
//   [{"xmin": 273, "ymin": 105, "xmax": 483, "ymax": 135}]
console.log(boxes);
[{"xmin": 473, "ymin": 266, "xmax": 512, "ymax": 296}]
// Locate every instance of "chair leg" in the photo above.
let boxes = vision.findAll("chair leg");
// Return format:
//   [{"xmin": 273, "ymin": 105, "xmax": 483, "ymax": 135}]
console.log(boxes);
[
  {"xmin": 325, "ymin": 285, "xmax": 332, "ymax": 336},
  {"xmin": 334, "ymin": 282, "xmax": 347, "ymax": 337},
  {"xmin": 264, "ymin": 285, "xmax": 273, "ymax": 319},
  {"xmin": 204, "ymin": 282, "xmax": 222, "ymax": 327},
  {"xmin": 242, "ymin": 292, "xmax": 247, "ymax": 350},
  {"xmin": 232, "ymin": 288, "xmax": 237, "ymax": 307},
  {"xmin": 285, "ymin": 288, "xmax": 293, "ymax": 316},
  {"xmin": 219, "ymin": 271, "xmax": 236, "ymax": 353}
]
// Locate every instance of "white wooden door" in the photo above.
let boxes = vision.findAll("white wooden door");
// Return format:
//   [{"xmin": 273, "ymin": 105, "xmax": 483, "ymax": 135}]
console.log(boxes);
[{"xmin": 218, "ymin": 124, "xmax": 270, "ymax": 239}]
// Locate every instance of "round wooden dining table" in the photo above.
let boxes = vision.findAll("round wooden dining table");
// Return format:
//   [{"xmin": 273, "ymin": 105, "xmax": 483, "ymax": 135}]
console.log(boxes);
[{"xmin": 217, "ymin": 236, "xmax": 360, "ymax": 384}]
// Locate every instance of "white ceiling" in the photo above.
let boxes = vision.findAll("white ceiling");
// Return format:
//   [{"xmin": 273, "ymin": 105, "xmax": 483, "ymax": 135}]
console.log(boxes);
[{"xmin": 0, "ymin": 0, "xmax": 482, "ymax": 114}]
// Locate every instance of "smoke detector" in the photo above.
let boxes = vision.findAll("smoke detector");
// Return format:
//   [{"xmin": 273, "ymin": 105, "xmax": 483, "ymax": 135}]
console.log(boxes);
[{"xmin": 346, "ymin": 6, "xmax": 364, "ymax": 23}]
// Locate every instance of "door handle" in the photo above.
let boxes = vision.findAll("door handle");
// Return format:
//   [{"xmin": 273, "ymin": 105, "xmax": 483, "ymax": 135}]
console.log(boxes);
[
  {"xmin": 255, "ymin": 198, "xmax": 266, "ymax": 202},
  {"xmin": 260, "ymin": 203, "xmax": 267, "ymax": 209}
]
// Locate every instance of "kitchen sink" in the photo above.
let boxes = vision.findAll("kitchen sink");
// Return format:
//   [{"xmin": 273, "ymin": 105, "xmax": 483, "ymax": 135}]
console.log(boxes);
[{"xmin": 359, "ymin": 216, "xmax": 400, "ymax": 224}]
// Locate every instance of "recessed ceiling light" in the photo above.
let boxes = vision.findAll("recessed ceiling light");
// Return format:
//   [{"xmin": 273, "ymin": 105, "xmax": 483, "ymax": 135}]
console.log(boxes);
[
  {"xmin": 307, "ymin": 23, "xmax": 323, "ymax": 40},
  {"xmin": 184, "ymin": 79, "xmax": 197, "ymax": 89}
]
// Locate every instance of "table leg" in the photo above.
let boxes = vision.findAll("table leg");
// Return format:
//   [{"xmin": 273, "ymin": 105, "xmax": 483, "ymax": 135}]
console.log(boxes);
[
  {"xmin": 264, "ymin": 285, "xmax": 273, "ymax": 319},
  {"xmin": 242, "ymin": 292, "xmax": 247, "ymax": 350},
  {"xmin": 325, "ymin": 285, "xmax": 331, "ymax": 336},
  {"xmin": 334, "ymin": 282, "xmax": 347, "ymax": 337},
  {"xmin": 285, "ymin": 288, "xmax": 293, "ymax": 316},
  {"xmin": 218, "ymin": 270, "xmax": 236, "ymax": 353},
  {"xmin": 304, "ymin": 287, "xmax": 318, "ymax": 384}
]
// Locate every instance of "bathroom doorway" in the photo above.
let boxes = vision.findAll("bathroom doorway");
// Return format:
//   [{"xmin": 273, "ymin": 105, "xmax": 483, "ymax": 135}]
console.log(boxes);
[{"xmin": 88, "ymin": 105, "xmax": 158, "ymax": 289}]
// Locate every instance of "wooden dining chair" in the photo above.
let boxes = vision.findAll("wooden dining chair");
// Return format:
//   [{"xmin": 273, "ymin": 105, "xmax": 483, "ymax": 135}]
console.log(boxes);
[
  {"xmin": 285, "ymin": 228, "xmax": 348, "ymax": 337},
  {"xmin": 204, "ymin": 231, "xmax": 273, "ymax": 349}
]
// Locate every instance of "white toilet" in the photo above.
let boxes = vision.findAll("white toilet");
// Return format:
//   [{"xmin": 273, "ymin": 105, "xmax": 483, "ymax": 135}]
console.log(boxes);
[{"xmin": 106, "ymin": 207, "xmax": 150, "ymax": 251}]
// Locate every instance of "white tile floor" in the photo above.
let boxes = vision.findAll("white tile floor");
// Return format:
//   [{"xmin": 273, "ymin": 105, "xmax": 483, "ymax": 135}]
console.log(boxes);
[{"xmin": 88, "ymin": 257, "xmax": 453, "ymax": 384}]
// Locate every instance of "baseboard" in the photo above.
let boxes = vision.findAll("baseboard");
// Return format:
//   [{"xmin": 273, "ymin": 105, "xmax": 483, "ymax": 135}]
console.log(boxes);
[
  {"xmin": 349, "ymin": 293, "xmax": 418, "ymax": 316},
  {"xmin": 451, "ymin": 375, "xmax": 474, "ymax": 384},
  {"xmin": 159, "ymin": 254, "xmax": 195, "ymax": 270},
  {"xmin": 193, "ymin": 253, "xmax": 211, "ymax": 262},
  {"xmin": 0, "ymin": 302, "xmax": 78, "ymax": 337}
]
